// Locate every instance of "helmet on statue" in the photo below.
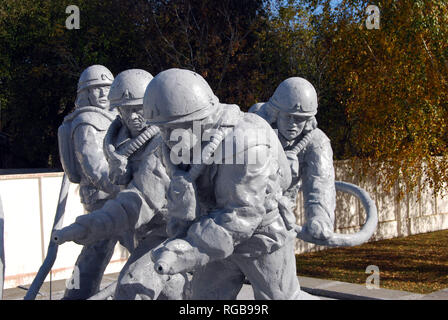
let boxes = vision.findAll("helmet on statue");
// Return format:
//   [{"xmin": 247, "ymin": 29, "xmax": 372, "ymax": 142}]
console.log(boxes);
[
  {"xmin": 268, "ymin": 77, "xmax": 318, "ymax": 117},
  {"xmin": 77, "ymin": 65, "xmax": 114, "ymax": 93},
  {"xmin": 108, "ymin": 69, "xmax": 153, "ymax": 108},
  {"xmin": 143, "ymin": 68, "xmax": 218, "ymax": 125}
]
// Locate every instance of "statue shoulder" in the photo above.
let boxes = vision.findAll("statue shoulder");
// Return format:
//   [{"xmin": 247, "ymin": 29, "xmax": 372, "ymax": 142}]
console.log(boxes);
[
  {"xmin": 67, "ymin": 107, "xmax": 115, "ymax": 133},
  {"xmin": 218, "ymin": 110, "xmax": 280, "ymax": 160},
  {"xmin": 307, "ymin": 128, "xmax": 331, "ymax": 150},
  {"xmin": 248, "ymin": 102, "xmax": 266, "ymax": 114},
  {"xmin": 248, "ymin": 102, "xmax": 277, "ymax": 124},
  {"xmin": 301, "ymin": 129, "xmax": 334, "ymax": 165}
]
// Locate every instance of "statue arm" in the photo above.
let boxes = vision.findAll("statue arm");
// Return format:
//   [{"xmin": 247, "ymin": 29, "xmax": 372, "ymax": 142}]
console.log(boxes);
[
  {"xmin": 55, "ymin": 149, "xmax": 169, "ymax": 245},
  {"xmin": 73, "ymin": 124, "xmax": 119, "ymax": 194},
  {"xmin": 72, "ymin": 184, "xmax": 154, "ymax": 244},
  {"xmin": 301, "ymin": 140, "xmax": 336, "ymax": 227}
]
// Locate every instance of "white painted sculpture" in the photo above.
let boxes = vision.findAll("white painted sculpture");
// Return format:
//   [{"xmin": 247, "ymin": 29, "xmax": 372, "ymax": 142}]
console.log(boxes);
[
  {"xmin": 250, "ymin": 77, "xmax": 378, "ymax": 247},
  {"xmin": 144, "ymin": 69, "xmax": 313, "ymax": 299},
  {"xmin": 53, "ymin": 70, "xmax": 377, "ymax": 300},
  {"xmin": 103, "ymin": 69, "xmax": 187, "ymax": 300},
  {"xmin": 250, "ymin": 77, "xmax": 335, "ymax": 240},
  {"xmin": 57, "ymin": 65, "xmax": 122, "ymax": 299},
  {"xmin": 54, "ymin": 69, "xmax": 187, "ymax": 300},
  {"xmin": 59, "ymin": 65, "xmax": 120, "ymax": 210},
  {"xmin": 104, "ymin": 69, "xmax": 159, "ymax": 187},
  {"xmin": 55, "ymin": 68, "xmax": 314, "ymax": 299}
]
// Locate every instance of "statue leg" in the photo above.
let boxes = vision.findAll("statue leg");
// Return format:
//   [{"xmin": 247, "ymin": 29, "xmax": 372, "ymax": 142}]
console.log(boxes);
[
  {"xmin": 114, "ymin": 235, "xmax": 187, "ymax": 300},
  {"xmin": 63, "ymin": 200, "xmax": 117, "ymax": 300},
  {"xmin": 63, "ymin": 238, "xmax": 117, "ymax": 299},
  {"xmin": 232, "ymin": 238, "xmax": 308, "ymax": 300},
  {"xmin": 190, "ymin": 258, "xmax": 245, "ymax": 300}
]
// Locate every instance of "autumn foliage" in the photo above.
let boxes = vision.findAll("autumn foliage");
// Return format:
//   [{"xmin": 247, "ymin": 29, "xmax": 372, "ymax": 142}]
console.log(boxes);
[
  {"xmin": 0, "ymin": 0, "xmax": 447, "ymax": 195},
  {"xmin": 314, "ymin": 0, "xmax": 448, "ymax": 195}
]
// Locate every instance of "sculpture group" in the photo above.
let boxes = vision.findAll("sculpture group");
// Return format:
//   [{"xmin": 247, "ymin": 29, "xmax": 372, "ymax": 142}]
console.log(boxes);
[{"xmin": 28, "ymin": 65, "xmax": 378, "ymax": 300}]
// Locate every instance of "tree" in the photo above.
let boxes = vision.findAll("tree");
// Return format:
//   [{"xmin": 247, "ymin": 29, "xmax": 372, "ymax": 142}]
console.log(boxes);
[
  {"xmin": 301, "ymin": 0, "xmax": 448, "ymax": 195},
  {"xmin": 0, "ymin": 0, "xmax": 150, "ymax": 167},
  {"xmin": 139, "ymin": 0, "xmax": 269, "ymax": 107},
  {"xmin": 1, "ymin": 0, "xmax": 447, "ymax": 198},
  {"xmin": 0, "ymin": 0, "xmax": 269, "ymax": 168}
]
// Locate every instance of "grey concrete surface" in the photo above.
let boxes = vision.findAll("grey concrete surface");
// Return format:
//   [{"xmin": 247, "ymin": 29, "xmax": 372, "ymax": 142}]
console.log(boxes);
[
  {"xmin": 4, "ymin": 273, "xmax": 445, "ymax": 300},
  {"xmin": 298, "ymin": 276, "xmax": 425, "ymax": 300},
  {"xmin": 419, "ymin": 288, "xmax": 448, "ymax": 300}
]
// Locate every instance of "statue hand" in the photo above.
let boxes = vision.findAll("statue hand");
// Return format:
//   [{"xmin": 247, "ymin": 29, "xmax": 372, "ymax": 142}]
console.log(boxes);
[
  {"xmin": 109, "ymin": 155, "xmax": 132, "ymax": 186},
  {"xmin": 305, "ymin": 215, "xmax": 333, "ymax": 240},
  {"xmin": 167, "ymin": 173, "xmax": 199, "ymax": 221}
]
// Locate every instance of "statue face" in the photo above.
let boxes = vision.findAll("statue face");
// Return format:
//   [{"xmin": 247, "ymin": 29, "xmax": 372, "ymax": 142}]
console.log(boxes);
[
  {"xmin": 277, "ymin": 111, "xmax": 308, "ymax": 141},
  {"xmin": 88, "ymin": 85, "xmax": 110, "ymax": 109},
  {"xmin": 118, "ymin": 105, "xmax": 146, "ymax": 138}
]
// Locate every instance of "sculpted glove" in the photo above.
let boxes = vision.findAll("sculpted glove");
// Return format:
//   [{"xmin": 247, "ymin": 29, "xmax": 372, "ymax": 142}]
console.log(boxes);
[
  {"xmin": 165, "ymin": 172, "xmax": 201, "ymax": 237},
  {"xmin": 304, "ymin": 209, "xmax": 333, "ymax": 240},
  {"xmin": 151, "ymin": 239, "xmax": 209, "ymax": 275},
  {"xmin": 108, "ymin": 154, "xmax": 132, "ymax": 186}
]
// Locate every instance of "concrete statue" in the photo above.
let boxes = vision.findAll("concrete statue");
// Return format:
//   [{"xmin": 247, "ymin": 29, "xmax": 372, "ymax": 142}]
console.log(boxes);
[
  {"xmin": 250, "ymin": 77, "xmax": 378, "ymax": 247},
  {"xmin": 52, "ymin": 70, "xmax": 377, "ymax": 300},
  {"xmin": 53, "ymin": 69, "xmax": 188, "ymax": 300},
  {"xmin": 59, "ymin": 65, "xmax": 120, "ymax": 210},
  {"xmin": 104, "ymin": 69, "xmax": 159, "ymax": 187},
  {"xmin": 57, "ymin": 65, "xmax": 122, "ymax": 299},
  {"xmin": 250, "ymin": 77, "xmax": 335, "ymax": 240},
  {"xmin": 54, "ymin": 68, "xmax": 314, "ymax": 300},
  {"xmin": 143, "ymin": 68, "xmax": 314, "ymax": 300}
]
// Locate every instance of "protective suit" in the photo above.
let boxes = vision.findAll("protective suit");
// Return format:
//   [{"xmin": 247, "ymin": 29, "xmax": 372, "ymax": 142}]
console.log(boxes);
[
  {"xmin": 251, "ymin": 77, "xmax": 378, "ymax": 249},
  {"xmin": 55, "ymin": 69, "xmax": 187, "ymax": 300},
  {"xmin": 279, "ymin": 128, "xmax": 336, "ymax": 227},
  {"xmin": 145, "ymin": 69, "xmax": 312, "ymax": 300},
  {"xmin": 56, "ymin": 135, "xmax": 187, "ymax": 299},
  {"xmin": 59, "ymin": 65, "xmax": 121, "ymax": 299},
  {"xmin": 250, "ymin": 77, "xmax": 336, "ymax": 240},
  {"xmin": 82, "ymin": 135, "xmax": 188, "ymax": 299}
]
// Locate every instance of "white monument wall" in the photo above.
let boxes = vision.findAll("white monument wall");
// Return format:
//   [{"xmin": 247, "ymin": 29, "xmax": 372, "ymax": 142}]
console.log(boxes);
[
  {"xmin": 0, "ymin": 172, "xmax": 129, "ymax": 290},
  {"xmin": 295, "ymin": 161, "xmax": 448, "ymax": 253},
  {"xmin": 1, "ymin": 165, "xmax": 447, "ymax": 289}
]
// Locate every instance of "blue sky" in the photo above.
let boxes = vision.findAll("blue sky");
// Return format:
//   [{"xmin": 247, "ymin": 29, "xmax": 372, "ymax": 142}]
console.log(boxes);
[
  {"xmin": 268, "ymin": 0, "xmax": 346, "ymax": 19},
  {"xmin": 314, "ymin": 0, "xmax": 344, "ymax": 14}
]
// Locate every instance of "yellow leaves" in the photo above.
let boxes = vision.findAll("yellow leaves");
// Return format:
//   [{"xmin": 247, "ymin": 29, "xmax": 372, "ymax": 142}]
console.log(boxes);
[
  {"xmin": 53, "ymin": 23, "xmax": 65, "ymax": 37},
  {"xmin": 330, "ymin": 3, "xmax": 448, "ymax": 172}
]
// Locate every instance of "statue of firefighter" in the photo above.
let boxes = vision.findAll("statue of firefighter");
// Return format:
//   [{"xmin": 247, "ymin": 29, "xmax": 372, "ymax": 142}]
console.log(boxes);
[
  {"xmin": 144, "ymin": 68, "xmax": 317, "ymax": 299},
  {"xmin": 55, "ymin": 68, "xmax": 313, "ymax": 300},
  {"xmin": 53, "ymin": 69, "xmax": 187, "ymax": 300},
  {"xmin": 57, "ymin": 65, "xmax": 122, "ymax": 299},
  {"xmin": 249, "ymin": 77, "xmax": 378, "ymax": 247}
]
